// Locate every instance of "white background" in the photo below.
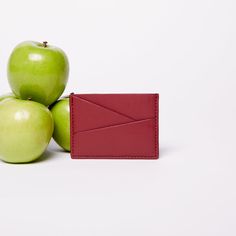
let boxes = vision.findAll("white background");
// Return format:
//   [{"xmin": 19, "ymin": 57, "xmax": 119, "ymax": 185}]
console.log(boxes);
[{"xmin": 0, "ymin": 0, "xmax": 236, "ymax": 235}]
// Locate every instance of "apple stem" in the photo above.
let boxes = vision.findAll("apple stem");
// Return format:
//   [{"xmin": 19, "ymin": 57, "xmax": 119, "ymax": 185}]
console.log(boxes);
[{"xmin": 43, "ymin": 41, "xmax": 48, "ymax": 48}]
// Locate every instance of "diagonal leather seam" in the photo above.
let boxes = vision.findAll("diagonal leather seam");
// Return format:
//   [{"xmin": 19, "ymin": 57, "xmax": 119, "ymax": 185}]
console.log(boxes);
[
  {"xmin": 73, "ymin": 95, "xmax": 136, "ymax": 121},
  {"xmin": 73, "ymin": 117, "xmax": 155, "ymax": 134}
]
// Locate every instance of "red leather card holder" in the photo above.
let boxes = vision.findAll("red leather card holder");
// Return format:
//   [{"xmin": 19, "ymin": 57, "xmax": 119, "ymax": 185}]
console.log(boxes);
[{"xmin": 70, "ymin": 94, "xmax": 159, "ymax": 159}]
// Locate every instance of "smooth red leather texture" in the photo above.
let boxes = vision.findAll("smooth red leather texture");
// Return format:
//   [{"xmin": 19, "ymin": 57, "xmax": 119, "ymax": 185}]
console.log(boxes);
[{"xmin": 70, "ymin": 94, "xmax": 159, "ymax": 159}]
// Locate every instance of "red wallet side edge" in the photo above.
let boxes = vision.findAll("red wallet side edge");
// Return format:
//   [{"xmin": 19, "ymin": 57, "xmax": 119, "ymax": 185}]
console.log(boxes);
[
  {"xmin": 70, "ymin": 93, "xmax": 159, "ymax": 159},
  {"xmin": 156, "ymin": 94, "xmax": 159, "ymax": 159},
  {"xmin": 69, "ymin": 93, "xmax": 75, "ymax": 157}
]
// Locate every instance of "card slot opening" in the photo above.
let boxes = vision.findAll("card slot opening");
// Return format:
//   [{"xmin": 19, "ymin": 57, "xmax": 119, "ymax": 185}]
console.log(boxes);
[
  {"xmin": 73, "ymin": 117, "xmax": 155, "ymax": 134},
  {"xmin": 73, "ymin": 95, "xmax": 136, "ymax": 121}
]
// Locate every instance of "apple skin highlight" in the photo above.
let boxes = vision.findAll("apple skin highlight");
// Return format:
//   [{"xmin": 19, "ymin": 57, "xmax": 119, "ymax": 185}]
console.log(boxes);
[{"xmin": 0, "ymin": 98, "xmax": 54, "ymax": 163}]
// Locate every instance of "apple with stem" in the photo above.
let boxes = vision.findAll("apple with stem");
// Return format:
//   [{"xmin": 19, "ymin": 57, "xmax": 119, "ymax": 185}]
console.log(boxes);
[
  {"xmin": 0, "ymin": 98, "xmax": 54, "ymax": 163},
  {"xmin": 50, "ymin": 97, "xmax": 70, "ymax": 151},
  {"xmin": 8, "ymin": 41, "xmax": 69, "ymax": 106}
]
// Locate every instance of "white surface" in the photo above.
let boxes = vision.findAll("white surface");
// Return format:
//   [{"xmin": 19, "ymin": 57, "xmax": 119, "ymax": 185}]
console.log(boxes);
[{"xmin": 0, "ymin": 0, "xmax": 236, "ymax": 235}]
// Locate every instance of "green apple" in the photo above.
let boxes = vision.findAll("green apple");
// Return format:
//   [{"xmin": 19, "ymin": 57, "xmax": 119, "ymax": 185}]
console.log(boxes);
[
  {"xmin": 50, "ymin": 97, "xmax": 70, "ymax": 151},
  {"xmin": 0, "ymin": 93, "xmax": 16, "ymax": 102},
  {"xmin": 8, "ymin": 41, "xmax": 69, "ymax": 106},
  {"xmin": 0, "ymin": 98, "xmax": 54, "ymax": 163}
]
